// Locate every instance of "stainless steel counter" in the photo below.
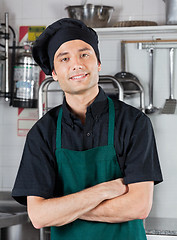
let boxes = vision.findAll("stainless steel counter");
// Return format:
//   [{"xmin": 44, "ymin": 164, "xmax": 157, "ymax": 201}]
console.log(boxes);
[
  {"xmin": 145, "ymin": 217, "xmax": 177, "ymax": 236},
  {"xmin": 0, "ymin": 212, "xmax": 28, "ymax": 228},
  {"xmin": 0, "ymin": 192, "xmax": 39, "ymax": 240},
  {"xmin": 0, "ymin": 191, "xmax": 28, "ymax": 228}
]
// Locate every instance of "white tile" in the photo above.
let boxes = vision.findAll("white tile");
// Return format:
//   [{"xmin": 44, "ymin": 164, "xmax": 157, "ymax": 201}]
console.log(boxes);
[
  {"xmin": 143, "ymin": 0, "xmax": 166, "ymax": 16},
  {"xmin": 1, "ymin": 124, "xmax": 25, "ymax": 146},
  {"xmin": 64, "ymin": 0, "xmax": 81, "ymax": 6},
  {"xmin": 22, "ymin": 0, "xmax": 43, "ymax": 19},
  {"xmin": 99, "ymin": 40, "xmax": 120, "ymax": 61},
  {"xmin": 2, "ymin": 106, "xmax": 17, "ymax": 125},
  {"xmin": 2, "ymin": 0, "xmax": 23, "ymax": 20},
  {"xmin": 1, "ymin": 145, "xmax": 24, "ymax": 167},
  {"xmin": 2, "ymin": 166, "xmax": 18, "ymax": 189},
  {"xmin": 120, "ymin": 0, "xmax": 143, "ymax": 18},
  {"xmin": 100, "ymin": 60, "xmax": 121, "ymax": 75},
  {"xmin": 42, "ymin": 0, "xmax": 63, "ymax": 20}
]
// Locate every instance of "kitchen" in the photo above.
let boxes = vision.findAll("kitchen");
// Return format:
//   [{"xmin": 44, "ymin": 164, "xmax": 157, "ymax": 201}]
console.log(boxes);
[{"xmin": 0, "ymin": 0, "xmax": 177, "ymax": 239}]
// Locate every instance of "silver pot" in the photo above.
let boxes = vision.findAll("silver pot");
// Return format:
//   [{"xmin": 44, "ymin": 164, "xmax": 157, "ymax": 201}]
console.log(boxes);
[
  {"xmin": 65, "ymin": 4, "xmax": 114, "ymax": 28},
  {"xmin": 163, "ymin": 0, "xmax": 177, "ymax": 24}
]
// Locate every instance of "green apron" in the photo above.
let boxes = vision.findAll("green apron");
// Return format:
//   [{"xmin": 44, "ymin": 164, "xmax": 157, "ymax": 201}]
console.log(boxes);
[{"xmin": 51, "ymin": 97, "xmax": 147, "ymax": 240}]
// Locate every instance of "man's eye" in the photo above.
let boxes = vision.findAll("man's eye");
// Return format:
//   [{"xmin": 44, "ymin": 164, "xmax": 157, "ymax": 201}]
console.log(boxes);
[
  {"xmin": 61, "ymin": 57, "xmax": 69, "ymax": 62},
  {"xmin": 81, "ymin": 53, "xmax": 89, "ymax": 58}
]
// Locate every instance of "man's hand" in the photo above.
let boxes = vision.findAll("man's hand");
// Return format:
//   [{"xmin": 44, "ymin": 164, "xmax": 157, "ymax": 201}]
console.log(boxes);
[
  {"xmin": 101, "ymin": 178, "xmax": 128, "ymax": 200},
  {"xmin": 80, "ymin": 181, "xmax": 154, "ymax": 223}
]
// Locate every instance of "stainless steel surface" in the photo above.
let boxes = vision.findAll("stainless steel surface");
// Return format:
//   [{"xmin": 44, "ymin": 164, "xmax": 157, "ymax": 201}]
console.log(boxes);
[
  {"xmin": 145, "ymin": 217, "xmax": 177, "ymax": 236},
  {"xmin": 5, "ymin": 12, "xmax": 9, "ymax": 102},
  {"xmin": 0, "ymin": 201, "xmax": 27, "ymax": 213},
  {"xmin": 65, "ymin": 4, "xmax": 114, "ymax": 28},
  {"xmin": 1, "ymin": 221, "xmax": 40, "ymax": 240},
  {"xmin": 161, "ymin": 48, "xmax": 177, "ymax": 114},
  {"xmin": 99, "ymin": 75, "xmax": 124, "ymax": 101},
  {"xmin": 0, "ymin": 191, "xmax": 27, "ymax": 228},
  {"xmin": 164, "ymin": 0, "xmax": 177, "ymax": 24},
  {"xmin": 38, "ymin": 77, "xmax": 64, "ymax": 118},
  {"xmin": 38, "ymin": 75, "xmax": 124, "ymax": 118},
  {"xmin": 137, "ymin": 41, "xmax": 177, "ymax": 50},
  {"xmin": 0, "ymin": 191, "xmax": 40, "ymax": 240},
  {"xmin": 145, "ymin": 48, "xmax": 158, "ymax": 114},
  {"xmin": 0, "ymin": 212, "xmax": 28, "ymax": 229},
  {"xmin": 13, "ymin": 42, "xmax": 40, "ymax": 108},
  {"xmin": 115, "ymin": 72, "xmax": 145, "ymax": 112},
  {"xmin": 121, "ymin": 42, "xmax": 126, "ymax": 72}
]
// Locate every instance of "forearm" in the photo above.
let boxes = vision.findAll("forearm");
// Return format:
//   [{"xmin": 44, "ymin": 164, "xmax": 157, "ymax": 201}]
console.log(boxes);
[
  {"xmin": 27, "ymin": 178, "xmax": 127, "ymax": 228},
  {"xmin": 80, "ymin": 181, "xmax": 154, "ymax": 223},
  {"xmin": 28, "ymin": 184, "xmax": 107, "ymax": 228}
]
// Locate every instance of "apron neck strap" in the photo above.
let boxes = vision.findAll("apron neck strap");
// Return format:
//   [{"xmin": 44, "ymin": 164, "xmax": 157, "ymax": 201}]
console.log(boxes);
[
  {"xmin": 56, "ymin": 107, "xmax": 63, "ymax": 149},
  {"xmin": 56, "ymin": 97, "xmax": 115, "ymax": 148}
]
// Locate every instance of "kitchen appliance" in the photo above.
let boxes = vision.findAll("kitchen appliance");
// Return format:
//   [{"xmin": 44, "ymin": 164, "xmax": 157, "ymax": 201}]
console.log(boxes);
[
  {"xmin": 12, "ymin": 42, "xmax": 40, "ymax": 108},
  {"xmin": 65, "ymin": 4, "xmax": 114, "ymax": 28},
  {"xmin": 163, "ymin": 0, "xmax": 177, "ymax": 24},
  {"xmin": 161, "ymin": 48, "xmax": 177, "ymax": 114}
]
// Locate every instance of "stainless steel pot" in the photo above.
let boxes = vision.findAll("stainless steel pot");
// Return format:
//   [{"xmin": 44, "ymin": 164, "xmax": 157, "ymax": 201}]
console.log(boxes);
[
  {"xmin": 65, "ymin": 4, "xmax": 114, "ymax": 28},
  {"xmin": 163, "ymin": 0, "xmax": 177, "ymax": 24}
]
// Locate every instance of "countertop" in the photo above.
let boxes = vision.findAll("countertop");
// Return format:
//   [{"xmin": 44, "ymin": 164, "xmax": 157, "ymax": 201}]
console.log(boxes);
[
  {"xmin": 145, "ymin": 217, "xmax": 177, "ymax": 236},
  {"xmin": 0, "ymin": 191, "xmax": 28, "ymax": 229},
  {"xmin": 0, "ymin": 211, "xmax": 28, "ymax": 228}
]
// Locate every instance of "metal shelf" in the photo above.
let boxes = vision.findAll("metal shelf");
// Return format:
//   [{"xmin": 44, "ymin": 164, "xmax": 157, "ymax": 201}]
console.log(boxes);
[{"xmin": 94, "ymin": 25, "xmax": 177, "ymax": 35}]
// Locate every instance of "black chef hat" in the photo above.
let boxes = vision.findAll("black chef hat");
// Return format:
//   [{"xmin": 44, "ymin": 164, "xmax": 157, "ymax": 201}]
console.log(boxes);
[{"xmin": 32, "ymin": 18, "xmax": 101, "ymax": 75}]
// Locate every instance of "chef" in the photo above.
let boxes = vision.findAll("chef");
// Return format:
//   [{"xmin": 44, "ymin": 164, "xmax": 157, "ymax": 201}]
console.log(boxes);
[{"xmin": 12, "ymin": 18, "xmax": 163, "ymax": 240}]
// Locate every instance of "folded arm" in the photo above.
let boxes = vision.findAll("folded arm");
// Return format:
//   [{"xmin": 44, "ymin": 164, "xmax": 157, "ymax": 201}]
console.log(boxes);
[
  {"xmin": 27, "ymin": 178, "xmax": 127, "ymax": 229},
  {"xmin": 80, "ymin": 181, "xmax": 154, "ymax": 223}
]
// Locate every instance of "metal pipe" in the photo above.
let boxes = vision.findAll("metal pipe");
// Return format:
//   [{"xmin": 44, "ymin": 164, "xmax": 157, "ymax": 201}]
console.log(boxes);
[
  {"xmin": 5, "ymin": 12, "xmax": 9, "ymax": 101},
  {"xmin": 120, "ymin": 78, "xmax": 145, "ymax": 112},
  {"xmin": 38, "ymin": 77, "xmax": 54, "ymax": 118},
  {"xmin": 169, "ymin": 47, "xmax": 174, "ymax": 99}
]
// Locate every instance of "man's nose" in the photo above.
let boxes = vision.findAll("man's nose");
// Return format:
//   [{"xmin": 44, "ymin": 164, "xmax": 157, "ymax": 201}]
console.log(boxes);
[{"xmin": 72, "ymin": 57, "xmax": 83, "ymax": 71}]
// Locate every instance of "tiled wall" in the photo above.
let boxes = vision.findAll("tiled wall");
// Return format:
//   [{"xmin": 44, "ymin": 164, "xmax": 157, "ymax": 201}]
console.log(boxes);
[{"xmin": 0, "ymin": 0, "xmax": 170, "ymax": 218}]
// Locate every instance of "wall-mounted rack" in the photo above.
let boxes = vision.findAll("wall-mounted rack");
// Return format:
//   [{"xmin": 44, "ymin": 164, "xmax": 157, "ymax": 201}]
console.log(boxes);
[{"xmin": 121, "ymin": 39, "xmax": 177, "ymax": 114}]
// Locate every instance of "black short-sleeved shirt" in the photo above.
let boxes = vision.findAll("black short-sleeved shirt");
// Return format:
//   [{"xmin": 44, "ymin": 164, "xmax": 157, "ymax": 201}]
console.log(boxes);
[{"xmin": 12, "ymin": 87, "xmax": 163, "ymax": 205}]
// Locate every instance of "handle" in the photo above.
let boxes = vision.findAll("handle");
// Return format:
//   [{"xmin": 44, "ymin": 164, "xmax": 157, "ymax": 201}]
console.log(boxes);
[
  {"xmin": 169, "ymin": 48, "xmax": 174, "ymax": 99},
  {"xmin": 148, "ymin": 48, "xmax": 154, "ymax": 106}
]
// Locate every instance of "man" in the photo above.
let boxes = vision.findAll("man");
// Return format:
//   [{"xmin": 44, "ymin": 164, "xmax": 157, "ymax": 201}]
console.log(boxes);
[{"xmin": 12, "ymin": 18, "xmax": 163, "ymax": 240}]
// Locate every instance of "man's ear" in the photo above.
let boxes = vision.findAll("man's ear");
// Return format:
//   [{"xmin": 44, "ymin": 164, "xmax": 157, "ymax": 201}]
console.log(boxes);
[
  {"xmin": 52, "ymin": 69, "xmax": 58, "ymax": 81},
  {"xmin": 98, "ymin": 62, "xmax": 101, "ymax": 72}
]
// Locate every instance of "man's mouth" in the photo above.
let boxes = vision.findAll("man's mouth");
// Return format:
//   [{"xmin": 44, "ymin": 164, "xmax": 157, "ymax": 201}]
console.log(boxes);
[{"xmin": 70, "ymin": 73, "xmax": 88, "ymax": 80}]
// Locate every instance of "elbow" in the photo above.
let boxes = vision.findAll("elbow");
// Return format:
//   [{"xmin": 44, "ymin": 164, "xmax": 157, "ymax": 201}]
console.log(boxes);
[
  {"xmin": 29, "ymin": 215, "xmax": 44, "ymax": 229},
  {"xmin": 136, "ymin": 201, "xmax": 152, "ymax": 220},
  {"xmin": 28, "ymin": 209, "xmax": 45, "ymax": 229},
  {"xmin": 138, "ymin": 208, "xmax": 150, "ymax": 220}
]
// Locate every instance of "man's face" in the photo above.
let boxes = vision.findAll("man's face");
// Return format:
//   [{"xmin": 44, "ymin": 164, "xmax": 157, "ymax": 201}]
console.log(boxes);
[{"xmin": 52, "ymin": 40, "xmax": 101, "ymax": 95}]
